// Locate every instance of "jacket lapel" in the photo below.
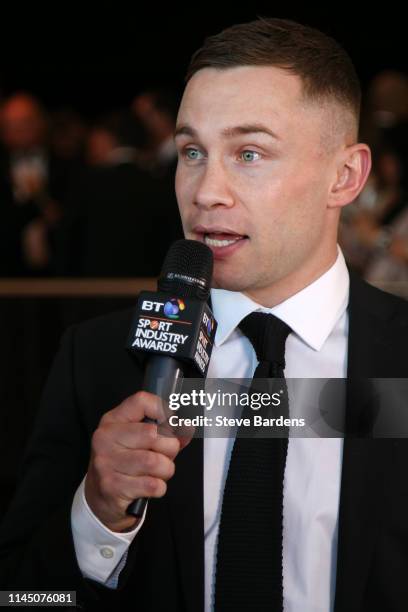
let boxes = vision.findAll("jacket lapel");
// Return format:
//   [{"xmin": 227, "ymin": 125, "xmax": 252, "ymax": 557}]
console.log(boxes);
[
  {"xmin": 166, "ymin": 435, "xmax": 204, "ymax": 612},
  {"xmin": 334, "ymin": 273, "xmax": 395, "ymax": 612}
]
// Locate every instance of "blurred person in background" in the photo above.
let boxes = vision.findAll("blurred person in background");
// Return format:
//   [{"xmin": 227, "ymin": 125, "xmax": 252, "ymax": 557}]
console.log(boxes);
[
  {"xmin": 360, "ymin": 70, "xmax": 408, "ymax": 150},
  {"xmin": 48, "ymin": 108, "xmax": 87, "ymax": 164},
  {"xmin": 131, "ymin": 87, "xmax": 183, "ymax": 263},
  {"xmin": 55, "ymin": 109, "xmax": 182, "ymax": 278},
  {"xmin": 350, "ymin": 71, "xmax": 408, "ymax": 281},
  {"xmin": 363, "ymin": 123, "xmax": 408, "ymax": 292},
  {"xmin": 0, "ymin": 93, "xmax": 82, "ymax": 275},
  {"xmin": 132, "ymin": 87, "xmax": 179, "ymax": 176},
  {"xmin": 85, "ymin": 110, "xmax": 147, "ymax": 168},
  {"xmin": 339, "ymin": 121, "xmax": 408, "ymax": 295}
]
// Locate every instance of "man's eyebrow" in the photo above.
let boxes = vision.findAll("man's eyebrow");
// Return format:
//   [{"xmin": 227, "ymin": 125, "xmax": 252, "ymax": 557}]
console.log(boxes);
[{"xmin": 174, "ymin": 123, "xmax": 280, "ymax": 140}]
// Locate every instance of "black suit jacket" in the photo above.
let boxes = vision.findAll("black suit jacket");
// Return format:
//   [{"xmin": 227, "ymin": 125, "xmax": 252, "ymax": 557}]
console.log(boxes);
[{"xmin": 0, "ymin": 273, "xmax": 407, "ymax": 612}]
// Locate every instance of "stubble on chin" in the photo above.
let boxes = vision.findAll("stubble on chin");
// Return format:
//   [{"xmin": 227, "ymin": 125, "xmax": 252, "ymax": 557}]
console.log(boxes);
[{"xmin": 211, "ymin": 270, "xmax": 253, "ymax": 293}]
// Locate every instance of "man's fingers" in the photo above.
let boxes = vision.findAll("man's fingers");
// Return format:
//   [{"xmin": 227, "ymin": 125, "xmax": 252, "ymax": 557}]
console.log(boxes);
[
  {"xmin": 150, "ymin": 434, "xmax": 182, "ymax": 459},
  {"xmin": 109, "ymin": 448, "xmax": 176, "ymax": 480},
  {"xmin": 92, "ymin": 421, "xmax": 182, "ymax": 459},
  {"xmin": 101, "ymin": 391, "xmax": 167, "ymax": 425},
  {"xmin": 100, "ymin": 471, "xmax": 168, "ymax": 502},
  {"xmin": 93, "ymin": 421, "xmax": 157, "ymax": 453}
]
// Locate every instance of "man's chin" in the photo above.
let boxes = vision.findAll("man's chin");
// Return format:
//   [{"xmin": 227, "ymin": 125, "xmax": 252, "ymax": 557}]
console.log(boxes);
[{"xmin": 211, "ymin": 268, "xmax": 252, "ymax": 293}]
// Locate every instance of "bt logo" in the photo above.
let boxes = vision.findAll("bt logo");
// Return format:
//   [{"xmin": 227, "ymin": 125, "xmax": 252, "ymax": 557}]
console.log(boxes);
[
  {"xmin": 202, "ymin": 312, "xmax": 213, "ymax": 335},
  {"xmin": 141, "ymin": 298, "xmax": 186, "ymax": 319},
  {"xmin": 141, "ymin": 300, "xmax": 164, "ymax": 313},
  {"xmin": 164, "ymin": 298, "xmax": 185, "ymax": 319}
]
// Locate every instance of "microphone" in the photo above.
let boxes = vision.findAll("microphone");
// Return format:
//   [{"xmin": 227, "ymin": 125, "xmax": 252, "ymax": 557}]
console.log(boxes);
[{"xmin": 125, "ymin": 239, "xmax": 217, "ymax": 517}]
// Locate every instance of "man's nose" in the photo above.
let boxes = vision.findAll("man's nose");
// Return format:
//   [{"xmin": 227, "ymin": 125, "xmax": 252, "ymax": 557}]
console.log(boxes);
[{"xmin": 194, "ymin": 161, "xmax": 234, "ymax": 211}]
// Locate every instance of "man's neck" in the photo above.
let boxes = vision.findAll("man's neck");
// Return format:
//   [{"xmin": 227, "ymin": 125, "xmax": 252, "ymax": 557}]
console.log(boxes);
[{"xmin": 243, "ymin": 247, "xmax": 339, "ymax": 308}]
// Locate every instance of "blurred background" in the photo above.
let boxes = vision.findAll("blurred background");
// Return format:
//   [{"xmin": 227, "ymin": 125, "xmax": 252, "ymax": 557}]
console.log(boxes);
[{"xmin": 0, "ymin": 4, "xmax": 407, "ymax": 516}]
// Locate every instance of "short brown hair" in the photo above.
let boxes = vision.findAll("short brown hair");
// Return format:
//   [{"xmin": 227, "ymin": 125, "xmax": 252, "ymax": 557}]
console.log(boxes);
[{"xmin": 185, "ymin": 17, "xmax": 361, "ymax": 130}]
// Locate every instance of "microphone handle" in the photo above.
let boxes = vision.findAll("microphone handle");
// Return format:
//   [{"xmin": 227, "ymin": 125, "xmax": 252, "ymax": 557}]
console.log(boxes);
[{"xmin": 126, "ymin": 355, "xmax": 184, "ymax": 517}]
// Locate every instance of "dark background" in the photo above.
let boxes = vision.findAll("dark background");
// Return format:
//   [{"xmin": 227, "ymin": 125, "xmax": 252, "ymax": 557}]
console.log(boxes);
[{"xmin": 0, "ymin": 3, "xmax": 406, "ymax": 115}]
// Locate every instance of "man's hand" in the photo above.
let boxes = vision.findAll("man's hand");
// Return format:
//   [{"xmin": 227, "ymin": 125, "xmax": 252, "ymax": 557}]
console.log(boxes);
[{"xmin": 84, "ymin": 391, "xmax": 192, "ymax": 533}]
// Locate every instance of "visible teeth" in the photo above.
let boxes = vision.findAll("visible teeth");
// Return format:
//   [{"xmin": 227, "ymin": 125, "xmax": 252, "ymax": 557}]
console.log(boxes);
[{"xmin": 204, "ymin": 236, "xmax": 241, "ymax": 247}]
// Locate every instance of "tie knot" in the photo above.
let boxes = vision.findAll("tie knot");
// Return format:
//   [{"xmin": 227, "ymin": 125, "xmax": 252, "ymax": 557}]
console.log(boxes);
[{"xmin": 238, "ymin": 311, "xmax": 292, "ymax": 372}]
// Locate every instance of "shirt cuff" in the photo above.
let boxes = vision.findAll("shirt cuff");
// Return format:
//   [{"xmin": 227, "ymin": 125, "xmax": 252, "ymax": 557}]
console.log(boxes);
[{"xmin": 70, "ymin": 473, "xmax": 147, "ymax": 583}]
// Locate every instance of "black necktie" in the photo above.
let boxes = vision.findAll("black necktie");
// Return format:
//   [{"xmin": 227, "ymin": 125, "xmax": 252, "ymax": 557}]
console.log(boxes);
[{"xmin": 214, "ymin": 311, "xmax": 292, "ymax": 612}]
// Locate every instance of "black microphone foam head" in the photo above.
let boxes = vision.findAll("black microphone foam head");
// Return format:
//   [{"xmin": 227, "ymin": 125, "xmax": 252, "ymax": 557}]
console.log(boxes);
[{"xmin": 158, "ymin": 239, "xmax": 213, "ymax": 300}]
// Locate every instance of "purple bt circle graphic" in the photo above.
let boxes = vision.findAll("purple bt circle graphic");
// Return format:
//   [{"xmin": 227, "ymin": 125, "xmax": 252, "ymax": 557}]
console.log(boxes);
[{"xmin": 164, "ymin": 298, "xmax": 186, "ymax": 319}]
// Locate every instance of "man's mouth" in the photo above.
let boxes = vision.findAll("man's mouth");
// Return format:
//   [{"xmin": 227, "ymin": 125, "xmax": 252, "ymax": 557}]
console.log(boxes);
[
  {"xmin": 193, "ymin": 226, "xmax": 248, "ymax": 242},
  {"xmin": 192, "ymin": 226, "xmax": 249, "ymax": 258},
  {"xmin": 204, "ymin": 233, "xmax": 246, "ymax": 247}
]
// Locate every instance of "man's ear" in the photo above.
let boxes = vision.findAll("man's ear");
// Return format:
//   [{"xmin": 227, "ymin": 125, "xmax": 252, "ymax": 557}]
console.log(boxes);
[{"xmin": 327, "ymin": 143, "xmax": 372, "ymax": 209}]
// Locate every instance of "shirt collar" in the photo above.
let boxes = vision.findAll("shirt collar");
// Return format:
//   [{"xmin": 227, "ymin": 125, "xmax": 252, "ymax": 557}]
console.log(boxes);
[{"xmin": 210, "ymin": 246, "xmax": 349, "ymax": 351}]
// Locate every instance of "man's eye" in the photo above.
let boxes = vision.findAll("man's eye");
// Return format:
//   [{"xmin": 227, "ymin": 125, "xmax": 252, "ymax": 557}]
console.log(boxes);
[
  {"xmin": 240, "ymin": 150, "xmax": 261, "ymax": 162},
  {"xmin": 182, "ymin": 147, "xmax": 204, "ymax": 161}
]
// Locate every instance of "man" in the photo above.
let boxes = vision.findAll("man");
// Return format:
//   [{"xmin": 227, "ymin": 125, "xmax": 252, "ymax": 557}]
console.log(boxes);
[
  {"xmin": 131, "ymin": 88, "xmax": 179, "ymax": 176},
  {"xmin": 1, "ymin": 17, "xmax": 407, "ymax": 612},
  {"xmin": 0, "ymin": 93, "xmax": 80, "ymax": 274}
]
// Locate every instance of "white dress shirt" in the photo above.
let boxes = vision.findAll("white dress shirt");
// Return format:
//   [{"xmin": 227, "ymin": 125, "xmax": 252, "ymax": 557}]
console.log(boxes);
[{"xmin": 71, "ymin": 246, "xmax": 349, "ymax": 611}]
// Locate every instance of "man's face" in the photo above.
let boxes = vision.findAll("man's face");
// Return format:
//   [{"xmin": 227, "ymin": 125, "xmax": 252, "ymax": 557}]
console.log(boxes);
[
  {"xmin": 1, "ymin": 98, "xmax": 45, "ymax": 151},
  {"xmin": 175, "ymin": 66, "xmax": 341, "ymax": 298}
]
